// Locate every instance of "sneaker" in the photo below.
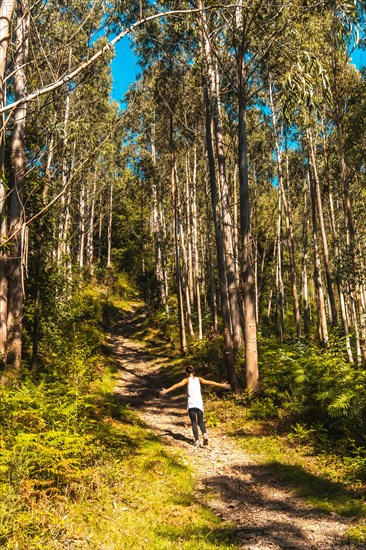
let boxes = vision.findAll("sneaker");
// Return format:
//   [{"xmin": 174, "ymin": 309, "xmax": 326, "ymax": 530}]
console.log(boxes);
[
  {"xmin": 203, "ymin": 435, "xmax": 208, "ymax": 446},
  {"xmin": 194, "ymin": 439, "xmax": 201, "ymax": 447}
]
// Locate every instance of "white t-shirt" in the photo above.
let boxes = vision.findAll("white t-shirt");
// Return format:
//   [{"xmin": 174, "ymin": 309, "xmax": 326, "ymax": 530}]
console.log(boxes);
[{"xmin": 187, "ymin": 376, "xmax": 204, "ymax": 412}]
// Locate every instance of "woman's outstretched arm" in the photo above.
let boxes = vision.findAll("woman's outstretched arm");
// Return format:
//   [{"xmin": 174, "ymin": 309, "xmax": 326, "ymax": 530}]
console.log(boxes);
[
  {"xmin": 160, "ymin": 378, "xmax": 188, "ymax": 396},
  {"xmin": 199, "ymin": 378, "xmax": 231, "ymax": 389}
]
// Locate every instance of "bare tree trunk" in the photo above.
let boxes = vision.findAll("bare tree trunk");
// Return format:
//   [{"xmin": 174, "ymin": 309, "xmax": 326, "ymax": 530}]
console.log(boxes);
[
  {"xmin": 171, "ymin": 115, "xmax": 186, "ymax": 353},
  {"xmin": 205, "ymin": 178, "xmax": 218, "ymax": 330},
  {"xmin": 178, "ymin": 182, "xmax": 195, "ymax": 338},
  {"xmin": 238, "ymin": 41, "xmax": 259, "ymax": 392},
  {"xmin": 7, "ymin": 0, "xmax": 29, "ymax": 372},
  {"xmin": 322, "ymin": 125, "xmax": 353, "ymax": 362},
  {"xmin": 98, "ymin": 192, "xmax": 103, "ymax": 263},
  {"xmin": 57, "ymin": 85, "xmax": 71, "ymax": 266},
  {"xmin": 267, "ymin": 239, "xmax": 277, "ymax": 320},
  {"xmin": 301, "ymin": 180, "xmax": 310, "ymax": 338},
  {"xmin": 151, "ymin": 123, "xmax": 166, "ymax": 308},
  {"xmin": 0, "ymin": 0, "xmax": 16, "ymax": 360},
  {"xmin": 307, "ymin": 126, "xmax": 337, "ymax": 326},
  {"xmin": 191, "ymin": 146, "xmax": 203, "ymax": 339},
  {"xmin": 199, "ymin": 2, "xmax": 243, "ymax": 351},
  {"xmin": 203, "ymin": 78, "xmax": 238, "ymax": 389},
  {"xmin": 213, "ymin": 64, "xmax": 243, "ymax": 350},
  {"xmin": 78, "ymin": 180, "xmax": 86, "ymax": 270},
  {"xmin": 276, "ymin": 189, "xmax": 285, "ymax": 341},
  {"xmin": 308, "ymin": 168, "xmax": 328, "ymax": 345},
  {"xmin": 338, "ymin": 155, "xmax": 366, "ymax": 364},
  {"xmin": 86, "ymin": 168, "xmax": 97, "ymax": 273},
  {"xmin": 185, "ymin": 152, "xmax": 194, "ymax": 305},
  {"xmin": 106, "ymin": 179, "xmax": 113, "ymax": 268},
  {"xmin": 269, "ymin": 82, "xmax": 301, "ymax": 337}
]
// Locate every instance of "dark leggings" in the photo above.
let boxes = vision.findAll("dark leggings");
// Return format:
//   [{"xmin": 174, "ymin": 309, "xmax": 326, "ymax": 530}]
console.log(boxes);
[{"xmin": 188, "ymin": 407, "xmax": 206, "ymax": 440}]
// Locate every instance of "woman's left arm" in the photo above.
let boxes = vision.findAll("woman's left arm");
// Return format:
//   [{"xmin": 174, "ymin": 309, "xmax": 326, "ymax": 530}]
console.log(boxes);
[{"xmin": 199, "ymin": 377, "xmax": 231, "ymax": 389}]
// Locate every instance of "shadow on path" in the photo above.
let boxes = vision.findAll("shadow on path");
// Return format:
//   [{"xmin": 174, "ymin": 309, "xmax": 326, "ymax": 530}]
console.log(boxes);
[{"xmin": 108, "ymin": 309, "xmax": 363, "ymax": 550}]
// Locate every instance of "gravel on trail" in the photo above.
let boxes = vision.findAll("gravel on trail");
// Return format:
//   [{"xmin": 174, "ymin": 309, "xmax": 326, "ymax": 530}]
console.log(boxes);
[{"xmin": 108, "ymin": 325, "xmax": 362, "ymax": 550}]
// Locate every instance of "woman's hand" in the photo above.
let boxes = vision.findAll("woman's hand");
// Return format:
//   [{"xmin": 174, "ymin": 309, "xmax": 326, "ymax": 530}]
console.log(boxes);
[{"xmin": 160, "ymin": 388, "xmax": 167, "ymax": 396}]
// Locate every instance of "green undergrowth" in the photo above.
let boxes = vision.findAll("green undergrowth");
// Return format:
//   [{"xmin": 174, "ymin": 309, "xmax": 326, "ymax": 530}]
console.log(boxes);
[
  {"xmin": 130, "ymin": 310, "xmax": 366, "ymax": 544},
  {"xmin": 0, "ymin": 276, "xmax": 239, "ymax": 549},
  {"xmin": 148, "ymin": 329, "xmax": 366, "ymax": 546},
  {"xmin": 204, "ymin": 395, "xmax": 366, "ymax": 544}
]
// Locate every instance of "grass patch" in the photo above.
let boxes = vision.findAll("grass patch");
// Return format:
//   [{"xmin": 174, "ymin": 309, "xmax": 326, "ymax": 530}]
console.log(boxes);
[
  {"xmin": 1, "ymin": 388, "xmax": 239, "ymax": 549},
  {"xmin": 1, "ymin": 282, "xmax": 240, "ymax": 549},
  {"xmin": 206, "ymin": 399, "xmax": 366, "ymax": 544}
]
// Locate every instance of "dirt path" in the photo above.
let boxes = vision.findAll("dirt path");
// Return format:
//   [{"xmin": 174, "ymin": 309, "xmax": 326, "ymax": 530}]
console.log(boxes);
[{"xmin": 107, "ymin": 321, "xmax": 360, "ymax": 550}]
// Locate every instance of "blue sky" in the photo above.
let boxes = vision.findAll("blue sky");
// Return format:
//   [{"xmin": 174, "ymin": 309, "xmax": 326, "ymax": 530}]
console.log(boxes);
[
  {"xmin": 111, "ymin": 37, "xmax": 139, "ymax": 105},
  {"xmin": 111, "ymin": 37, "xmax": 365, "ymax": 108}
]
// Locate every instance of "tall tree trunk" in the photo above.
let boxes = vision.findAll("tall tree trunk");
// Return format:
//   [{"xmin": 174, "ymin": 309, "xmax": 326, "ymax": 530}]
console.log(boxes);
[
  {"xmin": 307, "ymin": 126, "xmax": 337, "ymax": 326},
  {"xmin": 86, "ymin": 168, "xmax": 97, "ymax": 273},
  {"xmin": 178, "ymin": 181, "xmax": 195, "ymax": 338},
  {"xmin": 269, "ymin": 82, "xmax": 301, "ymax": 337},
  {"xmin": 98, "ymin": 192, "xmax": 103, "ymax": 263},
  {"xmin": 7, "ymin": 0, "xmax": 29, "ymax": 372},
  {"xmin": 301, "ymin": 180, "xmax": 310, "ymax": 338},
  {"xmin": 203, "ymin": 78, "xmax": 238, "ymax": 390},
  {"xmin": 322, "ymin": 123, "xmax": 353, "ymax": 362},
  {"xmin": 337, "ymin": 129, "xmax": 366, "ymax": 364},
  {"xmin": 0, "ymin": 0, "xmax": 16, "ymax": 360},
  {"xmin": 151, "ymin": 123, "xmax": 166, "ymax": 308},
  {"xmin": 205, "ymin": 178, "xmax": 218, "ymax": 330},
  {"xmin": 308, "ymin": 168, "xmax": 328, "ymax": 345},
  {"xmin": 199, "ymin": 1, "xmax": 243, "ymax": 351},
  {"xmin": 57, "ymin": 87, "xmax": 71, "ymax": 266},
  {"xmin": 171, "ymin": 115, "xmax": 186, "ymax": 353},
  {"xmin": 78, "ymin": 180, "xmax": 86, "ymax": 270},
  {"xmin": 106, "ymin": 179, "xmax": 113, "ymax": 268},
  {"xmin": 276, "ymin": 189, "xmax": 285, "ymax": 341},
  {"xmin": 238, "ymin": 39, "xmax": 259, "ymax": 392},
  {"xmin": 185, "ymin": 152, "xmax": 194, "ymax": 305},
  {"xmin": 191, "ymin": 146, "xmax": 203, "ymax": 340}
]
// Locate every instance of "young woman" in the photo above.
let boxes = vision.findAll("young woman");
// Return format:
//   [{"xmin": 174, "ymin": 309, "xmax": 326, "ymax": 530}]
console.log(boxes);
[{"xmin": 160, "ymin": 366, "xmax": 230, "ymax": 446}]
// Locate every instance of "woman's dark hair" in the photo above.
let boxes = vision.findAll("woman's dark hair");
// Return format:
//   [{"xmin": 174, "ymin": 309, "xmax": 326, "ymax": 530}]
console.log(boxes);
[{"xmin": 185, "ymin": 366, "xmax": 195, "ymax": 375}]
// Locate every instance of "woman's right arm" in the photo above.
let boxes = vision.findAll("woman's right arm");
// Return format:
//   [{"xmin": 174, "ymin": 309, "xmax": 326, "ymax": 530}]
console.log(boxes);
[{"xmin": 160, "ymin": 378, "xmax": 188, "ymax": 396}]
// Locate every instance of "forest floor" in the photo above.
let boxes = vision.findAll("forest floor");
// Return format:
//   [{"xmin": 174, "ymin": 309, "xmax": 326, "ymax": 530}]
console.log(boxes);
[{"xmin": 107, "ymin": 306, "xmax": 363, "ymax": 550}]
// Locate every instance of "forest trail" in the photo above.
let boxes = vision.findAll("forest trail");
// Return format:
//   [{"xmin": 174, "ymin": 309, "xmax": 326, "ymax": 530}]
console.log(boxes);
[{"xmin": 107, "ymin": 311, "xmax": 357, "ymax": 550}]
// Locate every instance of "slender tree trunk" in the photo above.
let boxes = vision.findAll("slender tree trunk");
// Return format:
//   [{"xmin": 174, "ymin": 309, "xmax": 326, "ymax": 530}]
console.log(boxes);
[
  {"xmin": 203, "ymin": 78, "xmax": 238, "ymax": 389},
  {"xmin": 276, "ymin": 189, "xmax": 285, "ymax": 340},
  {"xmin": 199, "ymin": 1, "xmax": 243, "ymax": 351},
  {"xmin": 335, "ymin": 115, "xmax": 366, "ymax": 363},
  {"xmin": 238, "ymin": 40, "xmax": 259, "ymax": 392},
  {"xmin": 57, "ymin": 86, "xmax": 71, "ymax": 266},
  {"xmin": 106, "ymin": 179, "xmax": 113, "ymax": 268},
  {"xmin": 151, "ymin": 124, "xmax": 166, "ymax": 308},
  {"xmin": 171, "ymin": 115, "xmax": 186, "ymax": 353},
  {"xmin": 86, "ymin": 168, "xmax": 97, "ymax": 273},
  {"xmin": 269, "ymin": 83, "xmax": 301, "ymax": 337},
  {"xmin": 178, "ymin": 181, "xmax": 195, "ymax": 338},
  {"xmin": 7, "ymin": 0, "xmax": 29, "ymax": 372},
  {"xmin": 191, "ymin": 147, "xmax": 203, "ymax": 339},
  {"xmin": 78, "ymin": 180, "xmax": 86, "ymax": 270},
  {"xmin": 308, "ymin": 167, "xmax": 328, "ymax": 345},
  {"xmin": 301, "ymin": 180, "xmax": 310, "ymax": 338},
  {"xmin": 322, "ymin": 124, "xmax": 353, "ymax": 362},
  {"xmin": 267, "ymin": 239, "xmax": 277, "ymax": 320},
  {"xmin": 31, "ymin": 286, "xmax": 40, "ymax": 373},
  {"xmin": 185, "ymin": 152, "xmax": 194, "ymax": 305},
  {"xmin": 0, "ymin": 0, "xmax": 16, "ymax": 360},
  {"xmin": 98, "ymin": 192, "xmax": 103, "ymax": 263},
  {"xmin": 205, "ymin": 178, "xmax": 218, "ymax": 330},
  {"xmin": 307, "ymin": 126, "xmax": 337, "ymax": 326}
]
